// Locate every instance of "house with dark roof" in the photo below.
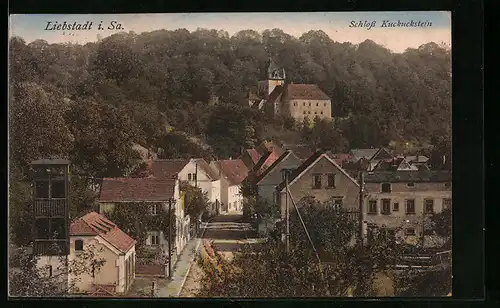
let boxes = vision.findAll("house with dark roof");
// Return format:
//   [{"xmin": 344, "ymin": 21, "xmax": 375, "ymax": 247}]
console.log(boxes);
[
  {"xmin": 363, "ymin": 170, "xmax": 452, "ymax": 247},
  {"xmin": 98, "ymin": 177, "xmax": 190, "ymax": 260},
  {"xmin": 147, "ymin": 158, "xmax": 221, "ymax": 208},
  {"xmin": 373, "ymin": 157, "xmax": 418, "ymax": 171},
  {"xmin": 255, "ymin": 150, "xmax": 304, "ymax": 204},
  {"xmin": 68, "ymin": 212, "xmax": 136, "ymax": 295},
  {"xmin": 347, "ymin": 147, "xmax": 394, "ymax": 172},
  {"xmin": 281, "ymin": 144, "xmax": 315, "ymax": 160},
  {"xmin": 275, "ymin": 151, "xmax": 360, "ymax": 225},
  {"xmin": 209, "ymin": 159, "xmax": 249, "ymax": 213}
]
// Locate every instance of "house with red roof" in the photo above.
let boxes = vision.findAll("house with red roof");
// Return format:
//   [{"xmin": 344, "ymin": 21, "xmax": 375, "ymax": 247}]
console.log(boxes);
[
  {"xmin": 147, "ymin": 158, "xmax": 221, "ymax": 213},
  {"xmin": 36, "ymin": 212, "xmax": 137, "ymax": 296},
  {"xmin": 250, "ymin": 60, "xmax": 332, "ymax": 121},
  {"xmin": 209, "ymin": 159, "xmax": 249, "ymax": 213},
  {"xmin": 68, "ymin": 212, "xmax": 136, "ymax": 295},
  {"xmin": 98, "ymin": 177, "xmax": 190, "ymax": 262}
]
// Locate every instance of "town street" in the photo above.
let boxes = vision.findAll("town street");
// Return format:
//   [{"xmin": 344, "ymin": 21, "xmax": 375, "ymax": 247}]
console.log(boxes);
[{"xmin": 178, "ymin": 213, "xmax": 261, "ymax": 296}]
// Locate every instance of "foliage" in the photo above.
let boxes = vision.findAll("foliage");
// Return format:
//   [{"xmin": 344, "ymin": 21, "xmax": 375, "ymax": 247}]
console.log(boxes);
[
  {"xmin": 9, "ymin": 244, "xmax": 106, "ymax": 296},
  {"xmin": 105, "ymin": 202, "xmax": 175, "ymax": 250},
  {"xmin": 196, "ymin": 202, "xmax": 402, "ymax": 297},
  {"xmin": 180, "ymin": 182, "xmax": 210, "ymax": 220},
  {"xmin": 8, "ymin": 167, "xmax": 33, "ymax": 246}
]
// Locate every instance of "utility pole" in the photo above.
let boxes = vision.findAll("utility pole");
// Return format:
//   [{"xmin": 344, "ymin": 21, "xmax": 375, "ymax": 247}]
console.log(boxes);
[
  {"xmin": 358, "ymin": 171, "xmax": 365, "ymax": 248},
  {"xmin": 168, "ymin": 199, "xmax": 173, "ymax": 279},
  {"xmin": 195, "ymin": 163, "xmax": 198, "ymax": 188},
  {"xmin": 285, "ymin": 169, "xmax": 290, "ymax": 255}
]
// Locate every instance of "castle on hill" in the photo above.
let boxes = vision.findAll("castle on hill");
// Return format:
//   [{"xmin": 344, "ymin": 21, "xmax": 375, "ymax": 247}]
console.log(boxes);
[{"xmin": 248, "ymin": 59, "xmax": 332, "ymax": 122}]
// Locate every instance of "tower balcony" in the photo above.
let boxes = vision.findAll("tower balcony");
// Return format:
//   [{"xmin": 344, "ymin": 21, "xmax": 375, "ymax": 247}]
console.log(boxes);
[{"xmin": 34, "ymin": 199, "xmax": 67, "ymax": 217}]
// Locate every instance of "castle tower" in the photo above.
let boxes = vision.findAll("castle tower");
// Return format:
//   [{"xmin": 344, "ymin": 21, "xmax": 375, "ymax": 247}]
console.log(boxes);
[{"xmin": 258, "ymin": 58, "xmax": 286, "ymax": 97}]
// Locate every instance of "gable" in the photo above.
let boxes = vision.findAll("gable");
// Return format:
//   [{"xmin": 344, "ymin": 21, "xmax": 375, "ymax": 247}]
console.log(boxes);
[
  {"xmin": 397, "ymin": 159, "xmax": 412, "ymax": 170},
  {"xmin": 258, "ymin": 152, "xmax": 303, "ymax": 186},
  {"xmin": 372, "ymin": 148, "xmax": 393, "ymax": 160},
  {"xmin": 282, "ymin": 154, "xmax": 359, "ymax": 192}
]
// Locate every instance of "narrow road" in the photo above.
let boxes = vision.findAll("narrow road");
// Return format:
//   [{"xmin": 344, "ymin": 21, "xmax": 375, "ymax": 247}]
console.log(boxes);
[{"xmin": 178, "ymin": 213, "xmax": 260, "ymax": 297}]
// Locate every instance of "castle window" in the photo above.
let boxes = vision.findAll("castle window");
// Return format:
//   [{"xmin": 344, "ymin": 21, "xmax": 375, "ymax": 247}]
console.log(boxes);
[
  {"xmin": 316, "ymin": 103, "xmax": 319, "ymax": 106},
  {"xmin": 324, "ymin": 103, "xmax": 326, "ymax": 107},
  {"xmin": 321, "ymin": 111, "xmax": 323, "ymax": 115},
  {"xmin": 303, "ymin": 103, "xmax": 305, "ymax": 106},
  {"xmin": 303, "ymin": 111, "xmax": 306, "ymax": 114},
  {"xmin": 294, "ymin": 102, "xmax": 296, "ymax": 106},
  {"xmin": 309, "ymin": 103, "xmax": 311, "ymax": 107},
  {"xmin": 315, "ymin": 112, "xmax": 317, "ymax": 114}
]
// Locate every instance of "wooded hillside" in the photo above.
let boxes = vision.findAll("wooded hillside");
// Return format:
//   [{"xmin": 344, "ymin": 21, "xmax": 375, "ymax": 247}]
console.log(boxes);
[{"xmin": 9, "ymin": 28, "xmax": 451, "ymax": 177}]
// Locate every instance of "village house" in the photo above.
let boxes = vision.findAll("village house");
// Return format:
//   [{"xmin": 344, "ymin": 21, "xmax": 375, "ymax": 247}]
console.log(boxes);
[
  {"xmin": 275, "ymin": 151, "xmax": 360, "ymax": 222},
  {"xmin": 362, "ymin": 170, "xmax": 452, "ymax": 246},
  {"xmin": 68, "ymin": 212, "xmax": 136, "ymax": 295},
  {"xmin": 210, "ymin": 159, "xmax": 249, "ymax": 213},
  {"xmin": 256, "ymin": 150, "xmax": 305, "ymax": 204},
  {"xmin": 249, "ymin": 59, "xmax": 332, "ymax": 122},
  {"xmin": 342, "ymin": 147, "xmax": 394, "ymax": 175},
  {"xmin": 147, "ymin": 158, "xmax": 221, "ymax": 209},
  {"xmin": 98, "ymin": 178, "xmax": 190, "ymax": 260},
  {"xmin": 36, "ymin": 212, "xmax": 137, "ymax": 296}
]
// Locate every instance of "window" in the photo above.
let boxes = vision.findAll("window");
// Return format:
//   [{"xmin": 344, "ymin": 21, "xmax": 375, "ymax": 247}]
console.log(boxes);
[
  {"xmin": 405, "ymin": 228, "xmax": 416, "ymax": 236},
  {"xmin": 48, "ymin": 265, "xmax": 53, "ymax": 277},
  {"xmin": 51, "ymin": 218, "xmax": 66, "ymax": 239},
  {"xmin": 443, "ymin": 198, "xmax": 452, "ymax": 210},
  {"xmin": 314, "ymin": 112, "xmax": 317, "ymax": 114},
  {"xmin": 405, "ymin": 199, "xmax": 416, "ymax": 214},
  {"xmin": 35, "ymin": 218, "xmax": 50, "ymax": 239},
  {"xmin": 333, "ymin": 198, "xmax": 343, "ymax": 209},
  {"xmin": 150, "ymin": 232, "xmax": 160, "ymax": 246},
  {"xmin": 381, "ymin": 183, "xmax": 391, "ymax": 193},
  {"xmin": 151, "ymin": 204, "xmax": 158, "ymax": 215},
  {"xmin": 445, "ymin": 182, "xmax": 451, "ymax": 189},
  {"xmin": 324, "ymin": 103, "xmax": 327, "ymax": 107},
  {"xmin": 327, "ymin": 174, "xmax": 336, "ymax": 188},
  {"xmin": 75, "ymin": 239, "xmax": 84, "ymax": 251},
  {"xmin": 51, "ymin": 180, "xmax": 65, "ymax": 198},
  {"xmin": 316, "ymin": 103, "xmax": 319, "ymax": 106},
  {"xmin": 368, "ymin": 200, "xmax": 377, "ymax": 214},
  {"xmin": 35, "ymin": 181, "xmax": 49, "ymax": 199},
  {"xmin": 381, "ymin": 199, "xmax": 391, "ymax": 215},
  {"xmin": 294, "ymin": 102, "xmax": 296, "ymax": 106},
  {"xmin": 192, "ymin": 173, "xmax": 197, "ymax": 182},
  {"xmin": 407, "ymin": 182, "xmax": 415, "ymax": 188},
  {"xmin": 424, "ymin": 199, "xmax": 434, "ymax": 214},
  {"xmin": 308, "ymin": 102, "xmax": 311, "ymax": 106},
  {"xmin": 320, "ymin": 111, "xmax": 323, "ymax": 115},
  {"xmin": 312, "ymin": 174, "xmax": 322, "ymax": 189},
  {"xmin": 303, "ymin": 103, "xmax": 305, "ymax": 106},
  {"xmin": 188, "ymin": 173, "xmax": 192, "ymax": 181},
  {"xmin": 393, "ymin": 202, "xmax": 399, "ymax": 211},
  {"xmin": 304, "ymin": 111, "xmax": 306, "ymax": 114},
  {"xmin": 308, "ymin": 111, "xmax": 311, "ymax": 114}
]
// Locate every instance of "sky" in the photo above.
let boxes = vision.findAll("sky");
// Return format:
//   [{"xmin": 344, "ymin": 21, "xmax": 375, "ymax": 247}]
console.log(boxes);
[{"xmin": 9, "ymin": 12, "xmax": 451, "ymax": 53}]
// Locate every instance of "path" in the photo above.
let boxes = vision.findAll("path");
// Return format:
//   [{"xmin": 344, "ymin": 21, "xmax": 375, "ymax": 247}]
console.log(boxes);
[{"xmin": 178, "ymin": 213, "xmax": 260, "ymax": 297}]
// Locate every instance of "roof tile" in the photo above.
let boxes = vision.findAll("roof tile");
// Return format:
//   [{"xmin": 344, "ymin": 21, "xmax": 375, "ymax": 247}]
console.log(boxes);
[
  {"xmin": 99, "ymin": 178, "xmax": 176, "ymax": 202},
  {"xmin": 70, "ymin": 212, "xmax": 136, "ymax": 253}
]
